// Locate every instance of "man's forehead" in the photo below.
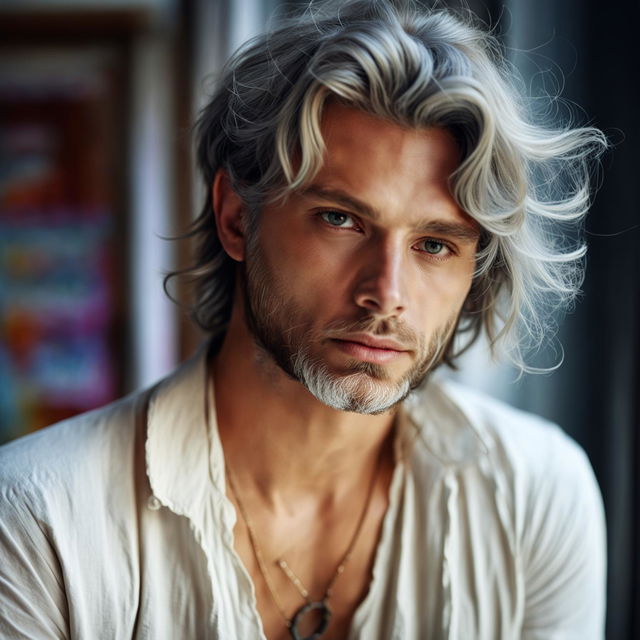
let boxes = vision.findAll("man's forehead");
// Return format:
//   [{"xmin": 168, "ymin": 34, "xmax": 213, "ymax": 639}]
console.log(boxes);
[
  {"xmin": 321, "ymin": 104, "xmax": 459, "ymax": 158},
  {"xmin": 286, "ymin": 104, "xmax": 478, "ymax": 234}
]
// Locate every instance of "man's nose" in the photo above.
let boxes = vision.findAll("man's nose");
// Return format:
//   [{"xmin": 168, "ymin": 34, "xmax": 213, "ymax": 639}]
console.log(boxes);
[{"xmin": 353, "ymin": 238, "xmax": 407, "ymax": 317}]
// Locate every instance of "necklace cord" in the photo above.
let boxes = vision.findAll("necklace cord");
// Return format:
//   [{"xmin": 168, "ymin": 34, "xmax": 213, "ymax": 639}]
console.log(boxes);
[
  {"xmin": 225, "ymin": 446, "xmax": 385, "ymax": 623},
  {"xmin": 320, "ymin": 448, "xmax": 383, "ymax": 599},
  {"xmin": 225, "ymin": 467, "xmax": 292, "ymax": 624}
]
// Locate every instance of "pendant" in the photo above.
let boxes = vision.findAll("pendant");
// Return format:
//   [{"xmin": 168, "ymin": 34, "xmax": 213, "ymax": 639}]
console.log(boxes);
[{"xmin": 289, "ymin": 600, "xmax": 332, "ymax": 640}]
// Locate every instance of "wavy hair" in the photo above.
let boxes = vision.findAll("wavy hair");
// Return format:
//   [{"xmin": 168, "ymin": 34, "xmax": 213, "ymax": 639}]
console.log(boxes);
[{"xmin": 167, "ymin": 0, "xmax": 607, "ymax": 372}]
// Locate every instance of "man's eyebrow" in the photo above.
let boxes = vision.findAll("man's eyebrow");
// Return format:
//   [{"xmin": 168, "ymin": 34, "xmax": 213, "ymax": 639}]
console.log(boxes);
[
  {"xmin": 301, "ymin": 185, "xmax": 379, "ymax": 220},
  {"xmin": 300, "ymin": 185, "xmax": 481, "ymax": 243},
  {"xmin": 413, "ymin": 220, "xmax": 481, "ymax": 243}
]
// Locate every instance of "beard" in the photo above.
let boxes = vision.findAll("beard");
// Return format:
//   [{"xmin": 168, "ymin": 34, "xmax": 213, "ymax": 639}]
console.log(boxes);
[{"xmin": 242, "ymin": 240, "xmax": 457, "ymax": 415}]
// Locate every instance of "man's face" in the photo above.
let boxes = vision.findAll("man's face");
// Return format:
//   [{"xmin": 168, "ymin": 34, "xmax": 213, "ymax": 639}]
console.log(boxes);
[{"xmin": 242, "ymin": 104, "xmax": 479, "ymax": 414}]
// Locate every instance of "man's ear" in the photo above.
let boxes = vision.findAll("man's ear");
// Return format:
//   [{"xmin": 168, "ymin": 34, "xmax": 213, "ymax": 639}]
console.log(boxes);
[{"xmin": 212, "ymin": 169, "xmax": 247, "ymax": 262}]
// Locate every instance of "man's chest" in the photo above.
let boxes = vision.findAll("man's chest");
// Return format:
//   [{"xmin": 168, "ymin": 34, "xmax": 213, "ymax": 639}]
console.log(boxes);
[{"xmin": 226, "ymin": 471, "xmax": 394, "ymax": 640}]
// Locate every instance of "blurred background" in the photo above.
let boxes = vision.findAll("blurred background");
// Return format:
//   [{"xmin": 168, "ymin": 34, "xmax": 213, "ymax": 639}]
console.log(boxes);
[{"xmin": 0, "ymin": 0, "xmax": 637, "ymax": 637}]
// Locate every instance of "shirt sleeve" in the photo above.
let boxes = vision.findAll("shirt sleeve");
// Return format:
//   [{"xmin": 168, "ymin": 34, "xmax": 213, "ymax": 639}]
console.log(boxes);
[
  {"xmin": 0, "ymin": 483, "xmax": 69, "ymax": 639},
  {"xmin": 520, "ymin": 432, "xmax": 606, "ymax": 639}
]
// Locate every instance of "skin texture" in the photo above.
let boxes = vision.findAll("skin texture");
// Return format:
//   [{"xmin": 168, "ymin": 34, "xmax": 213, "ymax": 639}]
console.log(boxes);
[{"xmin": 212, "ymin": 103, "xmax": 479, "ymax": 640}]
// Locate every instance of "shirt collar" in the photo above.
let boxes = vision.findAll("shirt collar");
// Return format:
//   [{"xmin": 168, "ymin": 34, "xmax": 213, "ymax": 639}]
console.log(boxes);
[{"xmin": 145, "ymin": 343, "xmax": 220, "ymax": 518}]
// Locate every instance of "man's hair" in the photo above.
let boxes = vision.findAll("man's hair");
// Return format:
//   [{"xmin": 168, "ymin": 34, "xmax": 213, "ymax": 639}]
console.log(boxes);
[{"xmin": 169, "ymin": 0, "xmax": 606, "ymax": 372}]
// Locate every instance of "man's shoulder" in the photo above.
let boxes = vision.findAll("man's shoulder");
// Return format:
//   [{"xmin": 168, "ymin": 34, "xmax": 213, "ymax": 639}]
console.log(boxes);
[
  {"xmin": 409, "ymin": 377, "xmax": 597, "ymax": 489},
  {"xmin": 409, "ymin": 378, "xmax": 605, "ymax": 566},
  {"xmin": 440, "ymin": 378, "xmax": 574, "ymax": 444},
  {"xmin": 0, "ymin": 388, "xmax": 146, "ymax": 501},
  {"xmin": 0, "ymin": 347, "xmax": 209, "ymax": 519},
  {"xmin": 407, "ymin": 381, "xmax": 606, "ymax": 634}
]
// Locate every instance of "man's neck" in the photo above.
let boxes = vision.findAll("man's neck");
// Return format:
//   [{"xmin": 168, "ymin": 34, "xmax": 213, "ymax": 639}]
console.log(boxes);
[{"xmin": 211, "ymin": 311, "xmax": 396, "ymax": 505}]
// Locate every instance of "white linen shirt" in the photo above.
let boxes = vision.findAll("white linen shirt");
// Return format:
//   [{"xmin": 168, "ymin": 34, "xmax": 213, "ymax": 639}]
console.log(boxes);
[{"xmin": 0, "ymin": 347, "xmax": 606, "ymax": 639}]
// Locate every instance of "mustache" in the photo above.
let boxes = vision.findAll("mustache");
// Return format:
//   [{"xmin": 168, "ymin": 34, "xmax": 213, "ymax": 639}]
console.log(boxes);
[{"xmin": 322, "ymin": 316, "xmax": 420, "ymax": 349}]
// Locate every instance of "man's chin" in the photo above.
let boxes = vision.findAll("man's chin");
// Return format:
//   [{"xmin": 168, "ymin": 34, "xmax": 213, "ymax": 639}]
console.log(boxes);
[
  {"xmin": 314, "ymin": 385, "xmax": 408, "ymax": 415},
  {"xmin": 295, "ymin": 362, "xmax": 412, "ymax": 415}
]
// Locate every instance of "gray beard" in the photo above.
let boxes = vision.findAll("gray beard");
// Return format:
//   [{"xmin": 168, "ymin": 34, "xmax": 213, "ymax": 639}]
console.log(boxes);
[{"xmin": 291, "ymin": 346, "xmax": 416, "ymax": 414}]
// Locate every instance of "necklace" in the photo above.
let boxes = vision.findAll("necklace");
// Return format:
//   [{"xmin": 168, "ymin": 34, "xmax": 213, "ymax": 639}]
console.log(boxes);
[{"xmin": 225, "ymin": 452, "xmax": 383, "ymax": 640}]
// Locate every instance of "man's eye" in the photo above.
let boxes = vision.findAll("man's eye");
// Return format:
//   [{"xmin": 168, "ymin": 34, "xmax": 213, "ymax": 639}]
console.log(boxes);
[
  {"xmin": 320, "ymin": 211, "xmax": 356, "ymax": 228},
  {"xmin": 418, "ymin": 239, "xmax": 449, "ymax": 255}
]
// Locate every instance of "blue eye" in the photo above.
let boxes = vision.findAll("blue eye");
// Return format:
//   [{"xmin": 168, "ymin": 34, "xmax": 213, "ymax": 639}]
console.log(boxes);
[
  {"xmin": 321, "ymin": 211, "xmax": 356, "ymax": 228},
  {"xmin": 422, "ymin": 239, "xmax": 445, "ymax": 254}
]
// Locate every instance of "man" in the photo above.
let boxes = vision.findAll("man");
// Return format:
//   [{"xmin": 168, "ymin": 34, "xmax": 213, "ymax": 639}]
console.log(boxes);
[{"xmin": 0, "ymin": 1, "xmax": 607, "ymax": 639}]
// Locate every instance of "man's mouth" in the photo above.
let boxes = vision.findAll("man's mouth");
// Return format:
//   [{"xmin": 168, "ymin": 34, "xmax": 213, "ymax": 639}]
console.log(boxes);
[{"xmin": 330, "ymin": 334, "xmax": 409, "ymax": 364}]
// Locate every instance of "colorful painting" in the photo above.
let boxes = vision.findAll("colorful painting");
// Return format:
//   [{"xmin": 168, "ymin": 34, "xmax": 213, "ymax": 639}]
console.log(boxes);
[{"xmin": 0, "ymin": 57, "xmax": 123, "ymax": 442}]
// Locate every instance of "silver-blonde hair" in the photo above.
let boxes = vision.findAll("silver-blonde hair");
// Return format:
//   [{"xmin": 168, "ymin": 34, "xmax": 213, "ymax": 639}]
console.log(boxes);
[{"xmin": 168, "ymin": 0, "xmax": 607, "ymax": 372}]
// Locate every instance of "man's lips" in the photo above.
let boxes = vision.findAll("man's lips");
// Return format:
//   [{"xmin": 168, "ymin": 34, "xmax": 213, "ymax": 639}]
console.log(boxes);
[
  {"xmin": 336, "ymin": 333, "xmax": 408, "ymax": 351},
  {"xmin": 330, "ymin": 334, "xmax": 410, "ymax": 364}
]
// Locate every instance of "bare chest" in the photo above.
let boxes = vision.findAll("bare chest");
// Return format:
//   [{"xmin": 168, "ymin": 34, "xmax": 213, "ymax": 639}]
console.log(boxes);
[{"xmin": 228, "ymin": 473, "xmax": 392, "ymax": 640}]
